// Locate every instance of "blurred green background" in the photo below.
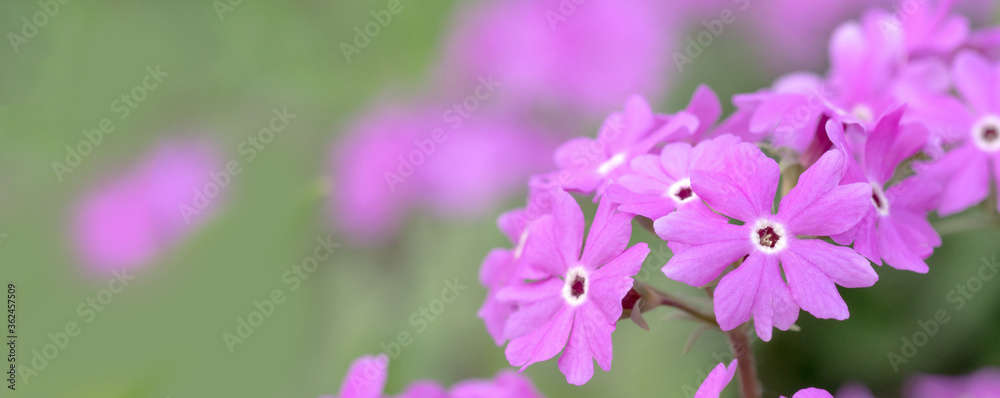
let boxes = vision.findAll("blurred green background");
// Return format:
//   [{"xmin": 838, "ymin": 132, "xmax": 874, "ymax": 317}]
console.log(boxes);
[{"xmin": 1, "ymin": 1, "xmax": 999, "ymax": 397}]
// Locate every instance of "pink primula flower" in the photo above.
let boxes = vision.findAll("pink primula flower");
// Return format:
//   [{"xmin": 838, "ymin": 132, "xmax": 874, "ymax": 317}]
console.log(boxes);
[
  {"xmin": 657, "ymin": 143, "xmax": 877, "ymax": 340},
  {"xmin": 606, "ymin": 134, "xmax": 740, "ymax": 220},
  {"xmin": 828, "ymin": 107, "xmax": 941, "ymax": 273},
  {"xmin": 554, "ymin": 95, "xmax": 697, "ymax": 195},
  {"xmin": 501, "ymin": 189, "xmax": 648, "ymax": 385},
  {"xmin": 72, "ymin": 139, "xmax": 221, "ymax": 273},
  {"xmin": 920, "ymin": 51, "xmax": 1000, "ymax": 215}
]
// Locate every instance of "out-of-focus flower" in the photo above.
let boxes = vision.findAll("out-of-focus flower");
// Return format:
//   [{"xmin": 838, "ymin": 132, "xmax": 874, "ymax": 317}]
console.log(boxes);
[
  {"xmin": 500, "ymin": 189, "xmax": 648, "ymax": 385},
  {"xmin": 606, "ymin": 134, "xmax": 740, "ymax": 220},
  {"xmin": 728, "ymin": 4, "xmax": 970, "ymax": 154},
  {"xmin": 478, "ymin": 183, "xmax": 560, "ymax": 345},
  {"xmin": 324, "ymin": 355, "xmax": 546, "ymax": 398},
  {"xmin": 693, "ymin": 360, "xmax": 738, "ymax": 398},
  {"xmin": 835, "ymin": 382, "xmax": 876, "ymax": 398},
  {"xmin": 440, "ymin": 0, "xmax": 673, "ymax": 116},
  {"xmin": 920, "ymin": 51, "xmax": 1000, "ymax": 215},
  {"xmin": 694, "ymin": 360, "xmax": 833, "ymax": 398},
  {"xmin": 786, "ymin": 388, "xmax": 836, "ymax": 398},
  {"xmin": 449, "ymin": 370, "xmax": 546, "ymax": 398},
  {"xmin": 330, "ymin": 107, "xmax": 554, "ymax": 245},
  {"xmin": 553, "ymin": 95, "xmax": 697, "ymax": 196},
  {"xmin": 656, "ymin": 144, "xmax": 876, "ymax": 340},
  {"xmin": 828, "ymin": 108, "xmax": 941, "ymax": 273},
  {"xmin": 904, "ymin": 367, "xmax": 1000, "ymax": 398},
  {"xmin": 323, "ymin": 354, "xmax": 390, "ymax": 398},
  {"xmin": 72, "ymin": 139, "xmax": 221, "ymax": 273}
]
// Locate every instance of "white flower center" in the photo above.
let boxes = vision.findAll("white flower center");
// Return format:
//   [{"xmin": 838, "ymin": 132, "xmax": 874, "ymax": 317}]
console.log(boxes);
[
  {"xmin": 666, "ymin": 178, "xmax": 697, "ymax": 204},
  {"xmin": 851, "ymin": 104, "xmax": 874, "ymax": 123},
  {"xmin": 561, "ymin": 266, "xmax": 590, "ymax": 306},
  {"xmin": 871, "ymin": 183, "xmax": 890, "ymax": 217},
  {"xmin": 750, "ymin": 219, "xmax": 788, "ymax": 254},
  {"xmin": 597, "ymin": 153, "xmax": 626, "ymax": 175},
  {"xmin": 972, "ymin": 114, "xmax": 1000, "ymax": 153}
]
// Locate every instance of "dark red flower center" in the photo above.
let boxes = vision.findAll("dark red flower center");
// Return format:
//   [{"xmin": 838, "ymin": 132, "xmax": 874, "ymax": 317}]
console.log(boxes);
[
  {"xmin": 984, "ymin": 126, "xmax": 998, "ymax": 143},
  {"xmin": 570, "ymin": 275, "xmax": 586, "ymax": 298},
  {"xmin": 872, "ymin": 192, "xmax": 885, "ymax": 210},
  {"xmin": 757, "ymin": 226, "xmax": 780, "ymax": 248},
  {"xmin": 675, "ymin": 186, "xmax": 693, "ymax": 201}
]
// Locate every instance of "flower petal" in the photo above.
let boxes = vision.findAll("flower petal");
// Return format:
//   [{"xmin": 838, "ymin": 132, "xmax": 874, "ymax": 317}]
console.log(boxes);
[
  {"xmin": 505, "ymin": 306, "xmax": 574, "ymax": 369},
  {"xmin": 656, "ymin": 205, "xmax": 749, "ymax": 287},
  {"xmin": 581, "ymin": 196, "xmax": 632, "ymax": 268},
  {"xmin": 691, "ymin": 143, "xmax": 779, "ymax": 221},
  {"xmin": 337, "ymin": 354, "xmax": 389, "ymax": 398},
  {"xmin": 557, "ymin": 303, "xmax": 614, "ymax": 385},
  {"xmin": 779, "ymin": 150, "xmax": 870, "ymax": 236},
  {"xmin": 589, "ymin": 243, "xmax": 649, "ymax": 321},
  {"xmin": 693, "ymin": 360, "xmax": 738, "ymax": 398},
  {"xmin": 877, "ymin": 217, "xmax": 930, "ymax": 273},
  {"xmin": 952, "ymin": 50, "xmax": 1000, "ymax": 114}
]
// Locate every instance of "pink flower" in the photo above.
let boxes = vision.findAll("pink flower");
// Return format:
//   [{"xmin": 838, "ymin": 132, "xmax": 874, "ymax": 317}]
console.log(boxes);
[
  {"xmin": 835, "ymin": 382, "xmax": 876, "ymax": 398},
  {"xmin": 501, "ymin": 189, "xmax": 649, "ymax": 385},
  {"xmin": 478, "ymin": 183, "xmax": 561, "ymax": 345},
  {"xmin": 656, "ymin": 143, "xmax": 877, "ymax": 340},
  {"xmin": 440, "ymin": 0, "xmax": 673, "ymax": 115},
  {"xmin": 449, "ymin": 370, "xmax": 546, "ymax": 398},
  {"xmin": 694, "ymin": 360, "xmax": 832, "ymax": 398},
  {"xmin": 324, "ymin": 354, "xmax": 391, "ymax": 398},
  {"xmin": 606, "ymin": 134, "xmax": 741, "ymax": 220},
  {"xmin": 324, "ymin": 356, "xmax": 546, "ymax": 398},
  {"xmin": 554, "ymin": 95, "xmax": 697, "ymax": 195},
  {"xmin": 827, "ymin": 108, "xmax": 941, "ymax": 273},
  {"xmin": 72, "ymin": 139, "xmax": 221, "ymax": 273},
  {"xmin": 785, "ymin": 388, "xmax": 835, "ymax": 398},
  {"xmin": 904, "ymin": 367, "xmax": 1000, "ymax": 398},
  {"xmin": 694, "ymin": 360, "xmax": 738, "ymax": 398},
  {"xmin": 330, "ymin": 107, "xmax": 553, "ymax": 244},
  {"xmin": 919, "ymin": 50, "xmax": 1000, "ymax": 215}
]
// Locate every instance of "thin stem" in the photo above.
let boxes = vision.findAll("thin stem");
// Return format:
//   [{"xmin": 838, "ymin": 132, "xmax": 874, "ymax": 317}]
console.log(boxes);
[
  {"xmin": 932, "ymin": 211, "xmax": 1000, "ymax": 235},
  {"xmin": 634, "ymin": 282, "xmax": 717, "ymax": 326},
  {"xmin": 726, "ymin": 326, "xmax": 760, "ymax": 398}
]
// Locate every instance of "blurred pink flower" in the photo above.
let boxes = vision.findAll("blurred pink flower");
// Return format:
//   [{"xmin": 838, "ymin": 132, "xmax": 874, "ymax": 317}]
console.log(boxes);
[
  {"xmin": 330, "ymin": 107, "xmax": 554, "ymax": 245},
  {"xmin": 440, "ymin": 0, "xmax": 674, "ymax": 116},
  {"xmin": 72, "ymin": 139, "xmax": 222, "ymax": 273},
  {"xmin": 905, "ymin": 367, "xmax": 1000, "ymax": 398}
]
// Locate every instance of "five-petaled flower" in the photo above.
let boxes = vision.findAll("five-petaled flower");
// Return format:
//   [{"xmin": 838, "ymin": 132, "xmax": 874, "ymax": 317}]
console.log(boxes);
[
  {"xmin": 656, "ymin": 143, "xmax": 878, "ymax": 341},
  {"xmin": 500, "ymin": 188, "xmax": 649, "ymax": 385}
]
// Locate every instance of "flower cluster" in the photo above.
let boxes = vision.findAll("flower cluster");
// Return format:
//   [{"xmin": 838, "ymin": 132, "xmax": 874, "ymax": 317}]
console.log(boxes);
[
  {"xmin": 326, "ymin": 1, "xmax": 1000, "ymax": 397},
  {"xmin": 468, "ymin": 0, "xmax": 1000, "ymax": 392}
]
